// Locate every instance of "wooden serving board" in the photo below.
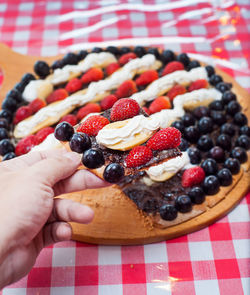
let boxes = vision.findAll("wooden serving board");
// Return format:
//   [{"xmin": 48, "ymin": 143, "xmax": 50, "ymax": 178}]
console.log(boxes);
[{"xmin": 0, "ymin": 43, "xmax": 249, "ymax": 245}]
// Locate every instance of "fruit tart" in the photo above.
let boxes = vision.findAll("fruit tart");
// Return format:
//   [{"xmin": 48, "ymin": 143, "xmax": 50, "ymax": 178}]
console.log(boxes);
[{"xmin": 0, "ymin": 45, "xmax": 249, "ymax": 244}]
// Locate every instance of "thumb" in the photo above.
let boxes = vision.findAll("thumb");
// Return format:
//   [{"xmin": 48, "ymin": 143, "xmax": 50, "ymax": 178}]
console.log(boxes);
[{"xmin": 28, "ymin": 152, "xmax": 81, "ymax": 187}]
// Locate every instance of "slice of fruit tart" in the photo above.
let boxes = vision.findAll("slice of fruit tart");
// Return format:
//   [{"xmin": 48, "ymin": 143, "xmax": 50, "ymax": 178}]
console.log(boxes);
[{"xmin": 0, "ymin": 45, "xmax": 249, "ymax": 244}]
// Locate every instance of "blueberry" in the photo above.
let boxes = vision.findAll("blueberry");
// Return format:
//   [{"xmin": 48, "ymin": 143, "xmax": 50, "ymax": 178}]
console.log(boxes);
[
  {"xmin": 220, "ymin": 123, "xmax": 236, "ymax": 136},
  {"xmin": 161, "ymin": 192, "xmax": 174, "ymax": 200},
  {"xmin": 211, "ymin": 111, "xmax": 226, "ymax": 125},
  {"xmin": 69, "ymin": 132, "xmax": 91, "ymax": 153},
  {"xmin": 0, "ymin": 109, "xmax": 13, "ymax": 124},
  {"xmin": 209, "ymin": 146, "xmax": 225, "ymax": 162},
  {"xmin": 51, "ymin": 59, "xmax": 65, "ymax": 70},
  {"xmin": 0, "ymin": 139, "xmax": 15, "ymax": 156},
  {"xmin": 2, "ymin": 152, "xmax": 16, "ymax": 161},
  {"xmin": 235, "ymin": 135, "xmax": 250, "ymax": 150},
  {"xmin": 193, "ymin": 106, "xmax": 210, "ymax": 119},
  {"xmin": 209, "ymin": 100, "xmax": 224, "ymax": 111},
  {"xmin": 221, "ymin": 91, "xmax": 236, "ymax": 105},
  {"xmin": 54, "ymin": 122, "xmax": 74, "ymax": 141},
  {"xmin": 106, "ymin": 46, "xmax": 120, "ymax": 55},
  {"xmin": 133, "ymin": 46, "xmax": 146, "ymax": 57},
  {"xmin": 171, "ymin": 120, "xmax": 185, "ymax": 133},
  {"xmin": 188, "ymin": 147, "xmax": 201, "ymax": 164},
  {"xmin": 159, "ymin": 204, "xmax": 178, "ymax": 221},
  {"xmin": 184, "ymin": 126, "xmax": 200, "ymax": 143},
  {"xmin": 230, "ymin": 147, "xmax": 248, "ymax": 163},
  {"xmin": 147, "ymin": 47, "xmax": 160, "ymax": 58},
  {"xmin": 202, "ymin": 175, "xmax": 220, "ymax": 195},
  {"xmin": 197, "ymin": 117, "xmax": 213, "ymax": 133},
  {"xmin": 14, "ymin": 81, "xmax": 26, "ymax": 93},
  {"xmin": 0, "ymin": 118, "xmax": 9, "ymax": 130},
  {"xmin": 201, "ymin": 158, "xmax": 218, "ymax": 175},
  {"xmin": 34, "ymin": 61, "xmax": 50, "ymax": 78},
  {"xmin": 92, "ymin": 47, "xmax": 103, "ymax": 53},
  {"xmin": 179, "ymin": 138, "xmax": 189, "ymax": 151},
  {"xmin": 82, "ymin": 148, "xmax": 105, "ymax": 169},
  {"xmin": 0, "ymin": 128, "xmax": 9, "ymax": 140},
  {"xmin": 176, "ymin": 53, "xmax": 190, "ymax": 67},
  {"xmin": 175, "ymin": 195, "xmax": 192, "ymax": 213},
  {"xmin": 224, "ymin": 158, "xmax": 240, "ymax": 174},
  {"xmin": 217, "ymin": 168, "xmax": 233, "ymax": 186},
  {"xmin": 2, "ymin": 97, "xmax": 18, "ymax": 112},
  {"xmin": 197, "ymin": 135, "xmax": 214, "ymax": 151},
  {"xmin": 233, "ymin": 112, "xmax": 248, "ymax": 126},
  {"xmin": 6, "ymin": 89, "xmax": 22, "ymax": 103},
  {"xmin": 63, "ymin": 52, "xmax": 78, "ymax": 65},
  {"xmin": 161, "ymin": 49, "xmax": 175, "ymax": 63},
  {"xmin": 187, "ymin": 60, "xmax": 200, "ymax": 70},
  {"xmin": 239, "ymin": 125, "xmax": 250, "ymax": 137},
  {"xmin": 216, "ymin": 134, "xmax": 231, "ymax": 150},
  {"xmin": 120, "ymin": 47, "xmax": 131, "ymax": 54},
  {"xmin": 182, "ymin": 113, "xmax": 196, "ymax": 127},
  {"xmin": 188, "ymin": 187, "xmax": 205, "ymax": 204},
  {"xmin": 21, "ymin": 73, "xmax": 36, "ymax": 85},
  {"xmin": 205, "ymin": 65, "xmax": 215, "ymax": 77},
  {"xmin": 226, "ymin": 101, "xmax": 241, "ymax": 116},
  {"xmin": 77, "ymin": 50, "xmax": 88, "ymax": 61},
  {"xmin": 103, "ymin": 163, "xmax": 124, "ymax": 183},
  {"xmin": 209, "ymin": 74, "xmax": 223, "ymax": 86},
  {"xmin": 215, "ymin": 82, "xmax": 231, "ymax": 93}
]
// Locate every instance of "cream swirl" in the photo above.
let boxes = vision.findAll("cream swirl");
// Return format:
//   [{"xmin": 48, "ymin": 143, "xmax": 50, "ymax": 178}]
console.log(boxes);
[
  {"xmin": 22, "ymin": 80, "xmax": 53, "ymax": 102},
  {"xmin": 31, "ymin": 133, "xmax": 62, "ymax": 152}
]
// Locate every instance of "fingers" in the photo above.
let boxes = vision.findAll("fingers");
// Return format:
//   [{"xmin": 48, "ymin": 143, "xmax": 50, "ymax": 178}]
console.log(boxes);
[{"xmin": 43, "ymin": 222, "xmax": 72, "ymax": 247}]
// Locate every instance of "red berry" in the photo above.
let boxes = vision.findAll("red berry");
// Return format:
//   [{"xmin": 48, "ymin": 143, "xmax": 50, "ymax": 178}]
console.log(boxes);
[
  {"xmin": 125, "ymin": 146, "xmax": 153, "ymax": 168},
  {"xmin": 189, "ymin": 79, "xmax": 208, "ymax": 92},
  {"xmin": 162, "ymin": 61, "xmax": 184, "ymax": 76},
  {"xmin": 168, "ymin": 84, "xmax": 187, "ymax": 101},
  {"xmin": 119, "ymin": 52, "xmax": 137, "ymax": 65},
  {"xmin": 36, "ymin": 127, "xmax": 54, "ymax": 144},
  {"xmin": 65, "ymin": 78, "xmax": 82, "ymax": 93},
  {"xmin": 60, "ymin": 114, "xmax": 78, "ymax": 126},
  {"xmin": 81, "ymin": 68, "xmax": 104, "ymax": 84},
  {"xmin": 110, "ymin": 98, "xmax": 140, "ymax": 121},
  {"xmin": 149, "ymin": 96, "xmax": 171, "ymax": 114},
  {"xmin": 182, "ymin": 166, "xmax": 205, "ymax": 187},
  {"xmin": 46, "ymin": 89, "xmax": 68, "ymax": 104},
  {"xmin": 77, "ymin": 115, "xmax": 109, "ymax": 136},
  {"xmin": 115, "ymin": 80, "xmax": 137, "ymax": 99},
  {"xmin": 147, "ymin": 127, "xmax": 181, "ymax": 151},
  {"xmin": 100, "ymin": 94, "xmax": 118, "ymax": 110},
  {"xmin": 15, "ymin": 135, "xmax": 38, "ymax": 156},
  {"xmin": 142, "ymin": 107, "xmax": 151, "ymax": 115},
  {"xmin": 135, "ymin": 70, "xmax": 158, "ymax": 86},
  {"xmin": 76, "ymin": 103, "xmax": 101, "ymax": 121},
  {"xmin": 14, "ymin": 106, "xmax": 33, "ymax": 124},
  {"xmin": 106, "ymin": 62, "xmax": 120, "ymax": 76},
  {"xmin": 29, "ymin": 98, "xmax": 46, "ymax": 113}
]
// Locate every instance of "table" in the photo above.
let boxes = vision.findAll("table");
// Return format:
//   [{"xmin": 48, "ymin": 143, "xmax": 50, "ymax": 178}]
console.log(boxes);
[{"xmin": 0, "ymin": 1, "xmax": 249, "ymax": 294}]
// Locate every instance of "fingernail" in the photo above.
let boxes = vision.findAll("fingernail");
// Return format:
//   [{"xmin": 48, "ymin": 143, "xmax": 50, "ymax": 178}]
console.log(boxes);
[{"xmin": 64, "ymin": 152, "xmax": 81, "ymax": 164}]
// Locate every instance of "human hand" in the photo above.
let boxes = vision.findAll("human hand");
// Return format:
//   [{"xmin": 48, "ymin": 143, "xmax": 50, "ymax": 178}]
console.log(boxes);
[{"xmin": 0, "ymin": 149, "xmax": 108, "ymax": 289}]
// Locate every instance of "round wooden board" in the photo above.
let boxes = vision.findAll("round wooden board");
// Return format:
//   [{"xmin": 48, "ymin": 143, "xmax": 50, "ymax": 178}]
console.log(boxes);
[{"xmin": 0, "ymin": 43, "xmax": 249, "ymax": 245}]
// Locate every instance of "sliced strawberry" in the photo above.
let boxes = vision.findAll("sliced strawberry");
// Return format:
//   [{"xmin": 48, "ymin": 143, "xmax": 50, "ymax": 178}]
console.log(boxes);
[
  {"xmin": 15, "ymin": 135, "xmax": 38, "ymax": 156},
  {"xmin": 115, "ymin": 80, "xmax": 137, "ymax": 99},
  {"xmin": 77, "ymin": 115, "xmax": 109, "ymax": 136},
  {"xmin": 110, "ymin": 98, "xmax": 140, "ymax": 122},
  {"xmin": 14, "ymin": 106, "xmax": 33, "ymax": 124},
  {"xmin": 65, "ymin": 78, "xmax": 82, "ymax": 93},
  {"xmin": 76, "ymin": 103, "xmax": 101, "ymax": 121},
  {"xmin": 125, "ymin": 146, "xmax": 153, "ymax": 168},
  {"xmin": 60, "ymin": 114, "xmax": 78, "ymax": 126},
  {"xmin": 149, "ymin": 96, "xmax": 171, "ymax": 114},
  {"xmin": 46, "ymin": 89, "xmax": 68, "ymax": 104},
  {"xmin": 36, "ymin": 127, "xmax": 54, "ymax": 144},
  {"xmin": 142, "ymin": 106, "xmax": 151, "ymax": 115},
  {"xmin": 135, "ymin": 70, "xmax": 158, "ymax": 86},
  {"xmin": 182, "ymin": 166, "xmax": 205, "ymax": 187},
  {"xmin": 168, "ymin": 84, "xmax": 186, "ymax": 101},
  {"xmin": 29, "ymin": 98, "xmax": 46, "ymax": 113},
  {"xmin": 189, "ymin": 79, "xmax": 208, "ymax": 92},
  {"xmin": 106, "ymin": 62, "xmax": 120, "ymax": 76},
  {"xmin": 162, "ymin": 61, "xmax": 184, "ymax": 76},
  {"xmin": 100, "ymin": 94, "xmax": 118, "ymax": 110},
  {"xmin": 81, "ymin": 68, "xmax": 104, "ymax": 84},
  {"xmin": 119, "ymin": 52, "xmax": 137, "ymax": 65},
  {"xmin": 147, "ymin": 127, "xmax": 181, "ymax": 151}
]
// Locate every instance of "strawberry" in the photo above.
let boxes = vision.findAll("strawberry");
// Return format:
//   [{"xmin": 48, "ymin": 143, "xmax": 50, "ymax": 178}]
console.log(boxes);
[
  {"xmin": 142, "ymin": 106, "xmax": 151, "ymax": 115},
  {"xmin": 14, "ymin": 106, "xmax": 33, "ymax": 124},
  {"xmin": 77, "ymin": 115, "xmax": 109, "ymax": 136},
  {"xmin": 189, "ymin": 79, "xmax": 208, "ymax": 92},
  {"xmin": 149, "ymin": 96, "xmax": 171, "ymax": 114},
  {"xmin": 125, "ymin": 146, "xmax": 153, "ymax": 168},
  {"xmin": 100, "ymin": 94, "xmax": 118, "ymax": 110},
  {"xmin": 76, "ymin": 103, "xmax": 101, "ymax": 121},
  {"xmin": 106, "ymin": 62, "xmax": 120, "ymax": 76},
  {"xmin": 46, "ymin": 89, "xmax": 68, "ymax": 104},
  {"xmin": 65, "ymin": 78, "xmax": 82, "ymax": 93},
  {"xmin": 168, "ymin": 84, "xmax": 186, "ymax": 101},
  {"xmin": 60, "ymin": 114, "xmax": 78, "ymax": 126},
  {"xmin": 182, "ymin": 166, "xmax": 205, "ymax": 187},
  {"xmin": 15, "ymin": 135, "xmax": 38, "ymax": 156},
  {"xmin": 110, "ymin": 98, "xmax": 140, "ymax": 121},
  {"xmin": 81, "ymin": 68, "xmax": 104, "ymax": 84},
  {"xmin": 29, "ymin": 98, "xmax": 46, "ymax": 113},
  {"xmin": 135, "ymin": 70, "xmax": 158, "ymax": 86},
  {"xmin": 162, "ymin": 61, "xmax": 184, "ymax": 76},
  {"xmin": 147, "ymin": 127, "xmax": 181, "ymax": 151},
  {"xmin": 115, "ymin": 80, "xmax": 137, "ymax": 99},
  {"xmin": 36, "ymin": 127, "xmax": 54, "ymax": 144},
  {"xmin": 119, "ymin": 52, "xmax": 137, "ymax": 65}
]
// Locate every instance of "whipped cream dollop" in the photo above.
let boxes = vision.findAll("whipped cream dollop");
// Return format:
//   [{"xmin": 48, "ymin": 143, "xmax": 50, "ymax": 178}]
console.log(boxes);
[
  {"xmin": 22, "ymin": 80, "xmax": 53, "ymax": 102},
  {"xmin": 31, "ymin": 133, "xmax": 62, "ymax": 152}
]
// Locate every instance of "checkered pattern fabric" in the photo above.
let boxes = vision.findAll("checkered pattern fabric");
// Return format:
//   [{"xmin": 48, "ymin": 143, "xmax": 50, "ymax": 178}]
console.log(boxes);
[{"xmin": 0, "ymin": 0, "xmax": 249, "ymax": 294}]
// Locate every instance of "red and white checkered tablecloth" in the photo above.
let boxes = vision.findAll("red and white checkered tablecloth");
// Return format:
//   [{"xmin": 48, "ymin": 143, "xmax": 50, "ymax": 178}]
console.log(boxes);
[{"xmin": 0, "ymin": 1, "xmax": 249, "ymax": 294}]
